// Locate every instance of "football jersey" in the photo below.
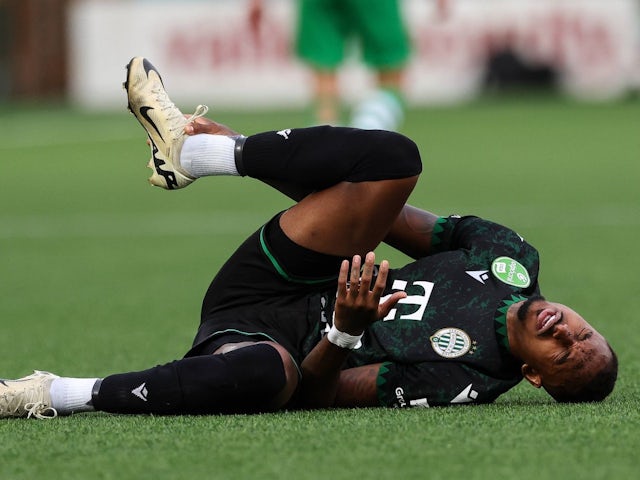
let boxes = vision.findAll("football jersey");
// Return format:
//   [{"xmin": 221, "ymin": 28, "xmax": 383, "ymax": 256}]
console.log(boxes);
[{"xmin": 305, "ymin": 215, "xmax": 541, "ymax": 407}]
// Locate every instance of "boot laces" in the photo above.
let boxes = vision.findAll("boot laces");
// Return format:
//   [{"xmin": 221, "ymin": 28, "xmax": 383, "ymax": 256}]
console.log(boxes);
[
  {"xmin": 1, "ymin": 388, "xmax": 57, "ymax": 419},
  {"xmin": 25, "ymin": 401, "xmax": 58, "ymax": 419},
  {"xmin": 151, "ymin": 86, "xmax": 209, "ymax": 136}
]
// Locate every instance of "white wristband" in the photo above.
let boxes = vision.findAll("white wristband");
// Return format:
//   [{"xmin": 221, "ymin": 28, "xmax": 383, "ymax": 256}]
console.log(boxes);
[{"xmin": 327, "ymin": 325, "xmax": 363, "ymax": 350}]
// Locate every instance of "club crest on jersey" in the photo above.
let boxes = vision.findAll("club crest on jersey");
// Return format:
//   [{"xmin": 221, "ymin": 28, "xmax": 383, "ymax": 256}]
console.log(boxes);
[
  {"xmin": 430, "ymin": 328, "xmax": 472, "ymax": 358},
  {"xmin": 491, "ymin": 256, "xmax": 531, "ymax": 288}
]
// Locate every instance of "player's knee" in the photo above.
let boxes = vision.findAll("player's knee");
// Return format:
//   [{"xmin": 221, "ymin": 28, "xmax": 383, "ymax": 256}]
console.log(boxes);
[
  {"xmin": 385, "ymin": 131, "xmax": 422, "ymax": 178},
  {"xmin": 258, "ymin": 341, "xmax": 299, "ymax": 410},
  {"xmin": 349, "ymin": 130, "xmax": 422, "ymax": 182},
  {"xmin": 222, "ymin": 341, "xmax": 299, "ymax": 411}
]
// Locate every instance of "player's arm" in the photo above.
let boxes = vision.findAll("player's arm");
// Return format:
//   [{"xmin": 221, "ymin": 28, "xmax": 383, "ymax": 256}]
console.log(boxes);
[
  {"xmin": 383, "ymin": 204, "xmax": 441, "ymax": 259},
  {"xmin": 333, "ymin": 359, "xmax": 513, "ymax": 407},
  {"xmin": 389, "ymin": 210, "xmax": 537, "ymax": 263},
  {"xmin": 334, "ymin": 364, "xmax": 382, "ymax": 406},
  {"xmin": 299, "ymin": 253, "xmax": 405, "ymax": 408}
]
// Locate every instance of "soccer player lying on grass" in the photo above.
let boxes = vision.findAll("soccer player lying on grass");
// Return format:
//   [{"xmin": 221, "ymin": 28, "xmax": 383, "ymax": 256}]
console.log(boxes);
[{"xmin": 0, "ymin": 58, "xmax": 617, "ymax": 419}]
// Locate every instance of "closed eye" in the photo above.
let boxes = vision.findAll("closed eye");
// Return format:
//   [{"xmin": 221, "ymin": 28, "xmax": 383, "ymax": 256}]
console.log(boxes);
[
  {"xmin": 554, "ymin": 350, "xmax": 571, "ymax": 365},
  {"xmin": 580, "ymin": 330, "xmax": 593, "ymax": 342}
]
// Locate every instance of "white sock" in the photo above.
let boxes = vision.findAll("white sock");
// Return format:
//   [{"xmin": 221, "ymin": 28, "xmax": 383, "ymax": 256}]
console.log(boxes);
[
  {"xmin": 350, "ymin": 89, "xmax": 404, "ymax": 131},
  {"xmin": 49, "ymin": 377, "xmax": 100, "ymax": 415},
  {"xmin": 180, "ymin": 134, "xmax": 239, "ymax": 177}
]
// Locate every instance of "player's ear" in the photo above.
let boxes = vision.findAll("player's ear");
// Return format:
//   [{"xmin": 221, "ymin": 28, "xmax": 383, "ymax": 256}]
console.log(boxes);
[{"xmin": 521, "ymin": 364, "xmax": 542, "ymax": 388}]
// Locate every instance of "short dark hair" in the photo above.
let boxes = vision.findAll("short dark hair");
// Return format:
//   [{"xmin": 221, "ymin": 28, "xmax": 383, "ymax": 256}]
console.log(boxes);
[{"xmin": 546, "ymin": 343, "xmax": 618, "ymax": 403}]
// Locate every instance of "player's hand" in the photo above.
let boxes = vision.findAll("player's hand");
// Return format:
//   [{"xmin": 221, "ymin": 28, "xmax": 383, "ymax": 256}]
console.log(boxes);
[
  {"xmin": 333, "ymin": 252, "xmax": 406, "ymax": 335},
  {"xmin": 183, "ymin": 116, "xmax": 240, "ymax": 137}
]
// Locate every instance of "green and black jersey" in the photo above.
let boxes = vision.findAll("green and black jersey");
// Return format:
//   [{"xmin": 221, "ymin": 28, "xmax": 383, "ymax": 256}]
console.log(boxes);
[
  {"xmin": 194, "ymin": 213, "xmax": 540, "ymax": 407},
  {"xmin": 307, "ymin": 215, "xmax": 540, "ymax": 407}
]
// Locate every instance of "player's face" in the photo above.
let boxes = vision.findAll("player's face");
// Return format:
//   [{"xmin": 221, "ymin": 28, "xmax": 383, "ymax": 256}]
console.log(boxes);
[{"xmin": 506, "ymin": 296, "xmax": 611, "ymax": 392}]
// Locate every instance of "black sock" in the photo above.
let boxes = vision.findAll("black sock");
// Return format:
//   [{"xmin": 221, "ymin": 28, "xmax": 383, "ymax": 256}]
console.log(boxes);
[
  {"xmin": 235, "ymin": 126, "xmax": 421, "ymax": 190},
  {"xmin": 92, "ymin": 343, "xmax": 288, "ymax": 415}
]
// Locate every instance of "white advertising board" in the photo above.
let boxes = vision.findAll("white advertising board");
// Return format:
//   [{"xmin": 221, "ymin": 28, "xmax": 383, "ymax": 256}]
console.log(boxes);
[{"xmin": 69, "ymin": 0, "xmax": 640, "ymax": 109}]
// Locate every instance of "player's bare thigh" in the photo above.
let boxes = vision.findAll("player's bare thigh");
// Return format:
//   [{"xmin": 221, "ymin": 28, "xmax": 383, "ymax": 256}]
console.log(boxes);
[{"xmin": 280, "ymin": 176, "xmax": 419, "ymax": 257}]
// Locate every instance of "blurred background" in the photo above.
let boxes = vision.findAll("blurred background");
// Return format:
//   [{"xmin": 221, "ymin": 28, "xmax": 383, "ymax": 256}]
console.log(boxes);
[{"xmin": 1, "ymin": 0, "xmax": 639, "ymax": 110}]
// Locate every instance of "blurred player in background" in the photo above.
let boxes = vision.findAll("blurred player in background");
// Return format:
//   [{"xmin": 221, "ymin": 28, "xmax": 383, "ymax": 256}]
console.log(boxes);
[{"xmin": 249, "ymin": 0, "xmax": 412, "ymax": 130}]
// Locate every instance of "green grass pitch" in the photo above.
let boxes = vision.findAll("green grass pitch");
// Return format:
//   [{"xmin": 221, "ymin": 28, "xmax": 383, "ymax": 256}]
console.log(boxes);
[{"xmin": 1, "ymin": 95, "xmax": 639, "ymax": 479}]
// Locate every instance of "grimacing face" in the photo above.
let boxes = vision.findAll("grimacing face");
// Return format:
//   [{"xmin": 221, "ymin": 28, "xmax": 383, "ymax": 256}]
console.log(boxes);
[{"xmin": 506, "ymin": 296, "xmax": 612, "ymax": 394}]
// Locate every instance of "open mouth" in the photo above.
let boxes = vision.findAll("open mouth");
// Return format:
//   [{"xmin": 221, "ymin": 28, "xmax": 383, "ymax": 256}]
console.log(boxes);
[{"xmin": 537, "ymin": 309, "xmax": 562, "ymax": 334}]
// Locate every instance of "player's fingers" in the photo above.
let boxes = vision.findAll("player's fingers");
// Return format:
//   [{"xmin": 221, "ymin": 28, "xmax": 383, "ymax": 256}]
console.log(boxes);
[
  {"xmin": 378, "ymin": 291, "xmax": 407, "ymax": 319},
  {"xmin": 349, "ymin": 255, "xmax": 361, "ymax": 295},
  {"xmin": 185, "ymin": 118, "xmax": 209, "ymax": 135},
  {"xmin": 372, "ymin": 260, "xmax": 390, "ymax": 297},
  {"xmin": 359, "ymin": 252, "xmax": 375, "ymax": 292},
  {"xmin": 337, "ymin": 259, "xmax": 350, "ymax": 299}
]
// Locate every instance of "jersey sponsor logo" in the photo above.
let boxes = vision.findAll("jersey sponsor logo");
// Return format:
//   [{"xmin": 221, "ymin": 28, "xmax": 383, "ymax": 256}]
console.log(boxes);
[
  {"xmin": 491, "ymin": 256, "xmax": 531, "ymax": 288},
  {"xmin": 381, "ymin": 279, "xmax": 435, "ymax": 321},
  {"xmin": 394, "ymin": 387, "xmax": 430, "ymax": 408},
  {"xmin": 430, "ymin": 328, "xmax": 472, "ymax": 358},
  {"xmin": 450, "ymin": 384, "xmax": 479, "ymax": 404},
  {"xmin": 395, "ymin": 387, "xmax": 408, "ymax": 407},
  {"xmin": 466, "ymin": 270, "xmax": 490, "ymax": 284}
]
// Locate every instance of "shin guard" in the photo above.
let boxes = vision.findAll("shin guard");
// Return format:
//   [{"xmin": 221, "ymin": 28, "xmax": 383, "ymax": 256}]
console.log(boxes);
[
  {"xmin": 93, "ymin": 344, "xmax": 288, "ymax": 415},
  {"xmin": 236, "ymin": 126, "xmax": 421, "ymax": 189}
]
